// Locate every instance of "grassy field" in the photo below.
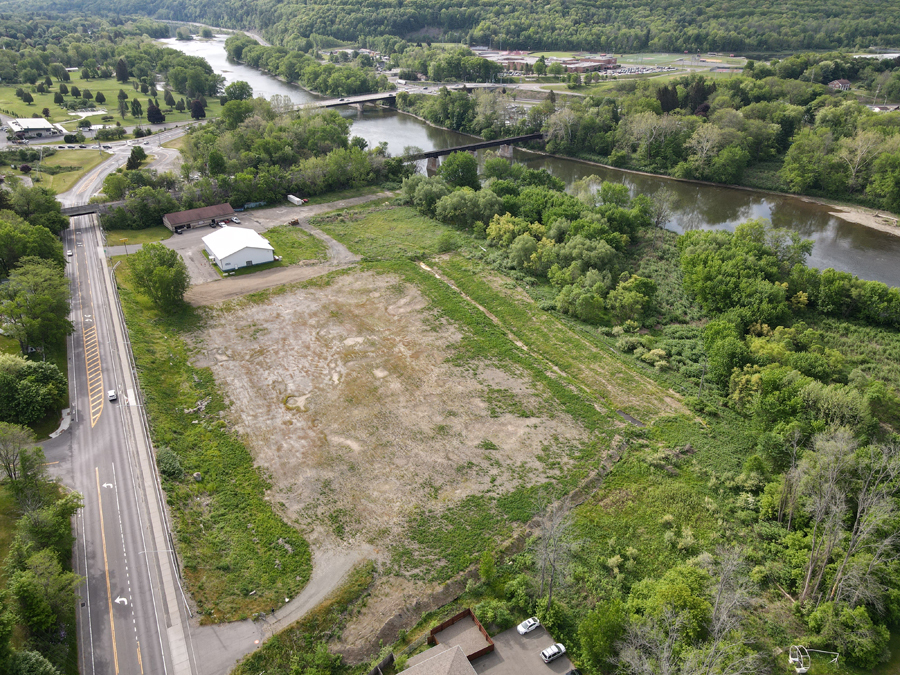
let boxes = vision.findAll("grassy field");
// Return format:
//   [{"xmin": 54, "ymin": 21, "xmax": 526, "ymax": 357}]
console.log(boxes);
[
  {"xmin": 0, "ymin": 485, "xmax": 16, "ymax": 586},
  {"xmin": 302, "ymin": 184, "xmax": 387, "ymax": 206},
  {"xmin": 32, "ymin": 148, "xmax": 109, "ymax": 194},
  {"xmin": 263, "ymin": 224, "xmax": 328, "ymax": 263},
  {"xmin": 104, "ymin": 226, "xmax": 172, "ymax": 246},
  {"xmin": 310, "ymin": 205, "xmax": 451, "ymax": 260},
  {"xmin": 162, "ymin": 135, "xmax": 187, "ymax": 151},
  {"xmin": 0, "ymin": 74, "xmax": 224, "ymax": 132},
  {"xmin": 113, "ymin": 260, "xmax": 313, "ymax": 622}
]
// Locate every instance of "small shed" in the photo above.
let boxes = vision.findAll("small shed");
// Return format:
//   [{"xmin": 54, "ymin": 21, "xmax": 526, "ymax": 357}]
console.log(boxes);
[
  {"xmin": 202, "ymin": 226, "xmax": 274, "ymax": 271},
  {"xmin": 162, "ymin": 204, "xmax": 235, "ymax": 231}
]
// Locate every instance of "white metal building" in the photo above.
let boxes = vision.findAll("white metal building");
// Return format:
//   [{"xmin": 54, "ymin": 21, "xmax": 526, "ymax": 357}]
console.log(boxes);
[
  {"xmin": 202, "ymin": 226, "xmax": 274, "ymax": 271},
  {"xmin": 8, "ymin": 118, "xmax": 66, "ymax": 138}
]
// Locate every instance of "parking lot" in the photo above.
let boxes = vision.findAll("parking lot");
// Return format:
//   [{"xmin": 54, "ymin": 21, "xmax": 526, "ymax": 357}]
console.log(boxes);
[{"xmin": 471, "ymin": 625, "xmax": 573, "ymax": 675}]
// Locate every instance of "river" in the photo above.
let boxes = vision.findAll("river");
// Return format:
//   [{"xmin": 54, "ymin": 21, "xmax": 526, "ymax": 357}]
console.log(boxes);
[{"xmin": 161, "ymin": 36, "xmax": 900, "ymax": 287}]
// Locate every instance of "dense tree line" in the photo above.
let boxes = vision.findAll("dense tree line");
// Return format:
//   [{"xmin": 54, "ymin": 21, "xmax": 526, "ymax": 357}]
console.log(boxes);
[
  {"xmin": 224, "ymin": 35, "xmax": 389, "ymax": 97},
  {"xmin": 101, "ymin": 103, "xmax": 411, "ymax": 231},
  {"xmin": 18, "ymin": 0, "xmax": 900, "ymax": 54},
  {"xmin": 0, "ymin": 424, "xmax": 83, "ymax": 675},
  {"xmin": 398, "ymin": 155, "xmax": 900, "ymax": 669},
  {"xmin": 398, "ymin": 67, "xmax": 900, "ymax": 210}
]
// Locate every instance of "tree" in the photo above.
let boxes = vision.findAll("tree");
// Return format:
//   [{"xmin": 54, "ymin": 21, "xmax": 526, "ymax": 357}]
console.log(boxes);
[
  {"xmin": 10, "ymin": 185, "xmax": 69, "ymax": 234},
  {"xmin": 130, "ymin": 99, "xmax": 143, "ymax": 119},
  {"xmin": 0, "ymin": 257, "xmax": 73, "ymax": 355},
  {"xmin": 40, "ymin": 108, "xmax": 50, "ymax": 119},
  {"xmin": 164, "ymin": 90, "xmax": 176, "ymax": 107},
  {"xmin": 115, "ymin": 58, "xmax": 129, "ymax": 83},
  {"xmin": 0, "ymin": 422, "xmax": 35, "ymax": 482},
  {"xmin": 190, "ymin": 99, "xmax": 206, "ymax": 120},
  {"xmin": 175, "ymin": 98, "xmax": 186, "ymax": 113},
  {"xmin": 579, "ymin": 601, "xmax": 626, "ymax": 673},
  {"xmin": 117, "ymin": 89, "xmax": 128, "ymax": 101},
  {"xmin": 94, "ymin": 91, "xmax": 106, "ymax": 105},
  {"xmin": 224, "ymin": 80, "xmax": 253, "ymax": 101},
  {"xmin": 221, "ymin": 100, "xmax": 253, "ymax": 129},
  {"xmin": 118, "ymin": 99, "xmax": 128, "ymax": 119},
  {"xmin": 438, "ymin": 151, "xmax": 480, "ymax": 190},
  {"xmin": 52, "ymin": 92, "xmax": 63, "ymax": 105},
  {"xmin": 81, "ymin": 89, "xmax": 92, "ymax": 101},
  {"xmin": 8, "ymin": 650, "xmax": 62, "ymax": 675},
  {"xmin": 9, "ymin": 548, "xmax": 82, "ymax": 638},
  {"xmin": 21, "ymin": 92, "xmax": 33, "ymax": 105},
  {"xmin": 535, "ymin": 495, "xmax": 572, "ymax": 605},
  {"xmin": 57, "ymin": 84, "xmax": 67, "ymax": 96},
  {"xmin": 146, "ymin": 103, "xmax": 165, "ymax": 124},
  {"xmin": 69, "ymin": 86, "xmax": 79, "ymax": 99},
  {"xmin": 128, "ymin": 243, "xmax": 189, "ymax": 312},
  {"xmin": 207, "ymin": 149, "xmax": 226, "ymax": 175}
]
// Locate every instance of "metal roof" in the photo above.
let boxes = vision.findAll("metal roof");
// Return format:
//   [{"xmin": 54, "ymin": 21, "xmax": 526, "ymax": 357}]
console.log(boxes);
[
  {"xmin": 202, "ymin": 226, "xmax": 274, "ymax": 260},
  {"xmin": 164, "ymin": 203, "xmax": 234, "ymax": 227}
]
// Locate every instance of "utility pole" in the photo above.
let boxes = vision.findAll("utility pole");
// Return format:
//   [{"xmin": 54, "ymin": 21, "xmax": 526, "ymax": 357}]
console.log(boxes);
[{"xmin": 120, "ymin": 238, "xmax": 129, "ymax": 255}]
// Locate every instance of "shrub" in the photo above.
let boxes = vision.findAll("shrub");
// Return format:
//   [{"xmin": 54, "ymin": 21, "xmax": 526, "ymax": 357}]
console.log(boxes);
[{"xmin": 156, "ymin": 447, "xmax": 183, "ymax": 479}]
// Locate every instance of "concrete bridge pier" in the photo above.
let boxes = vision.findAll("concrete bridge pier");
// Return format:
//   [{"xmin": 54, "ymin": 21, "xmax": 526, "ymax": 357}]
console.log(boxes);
[
  {"xmin": 497, "ymin": 144, "xmax": 514, "ymax": 160},
  {"xmin": 426, "ymin": 156, "xmax": 441, "ymax": 175},
  {"xmin": 355, "ymin": 102, "xmax": 364, "ymax": 112}
]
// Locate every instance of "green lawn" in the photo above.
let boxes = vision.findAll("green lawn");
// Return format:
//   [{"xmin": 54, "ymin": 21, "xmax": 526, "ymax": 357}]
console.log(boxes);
[
  {"xmin": 311, "ymin": 205, "xmax": 451, "ymax": 260},
  {"xmin": 301, "ymin": 184, "xmax": 387, "ymax": 206},
  {"xmin": 0, "ymin": 73, "xmax": 224, "ymax": 131},
  {"xmin": 32, "ymin": 148, "xmax": 109, "ymax": 194},
  {"xmin": 203, "ymin": 225, "xmax": 327, "ymax": 277},
  {"xmin": 263, "ymin": 225, "xmax": 327, "ymax": 264},
  {"xmin": 105, "ymin": 226, "xmax": 172, "ymax": 246},
  {"xmin": 0, "ymin": 485, "xmax": 16, "ymax": 587}
]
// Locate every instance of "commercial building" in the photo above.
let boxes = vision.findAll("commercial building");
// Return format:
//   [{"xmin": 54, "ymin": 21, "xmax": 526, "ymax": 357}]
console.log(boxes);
[
  {"xmin": 162, "ymin": 204, "xmax": 235, "ymax": 231},
  {"xmin": 7, "ymin": 118, "xmax": 66, "ymax": 139},
  {"xmin": 202, "ymin": 226, "xmax": 274, "ymax": 271}
]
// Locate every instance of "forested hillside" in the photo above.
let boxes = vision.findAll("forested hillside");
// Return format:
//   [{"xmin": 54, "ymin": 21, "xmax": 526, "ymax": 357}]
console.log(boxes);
[{"xmin": 13, "ymin": 0, "xmax": 900, "ymax": 53}]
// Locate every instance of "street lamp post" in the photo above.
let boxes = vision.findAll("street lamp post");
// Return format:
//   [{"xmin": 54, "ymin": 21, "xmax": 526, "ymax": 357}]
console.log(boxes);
[{"xmin": 120, "ymin": 238, "xmax": 129, "ymax": 255}]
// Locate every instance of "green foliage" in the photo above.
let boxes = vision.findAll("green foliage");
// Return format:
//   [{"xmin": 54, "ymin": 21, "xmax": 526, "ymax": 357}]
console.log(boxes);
[
  {"xmin": 128, "ymin": 242, "xmax": 189, "ymax": 312},
  {"xmin": 808, "ymin": 602, "xmax": 890, "ymax": 669},
  {"xmin": 116, "ymin": 264, "xmax": 312, "ymax": 621},
  {"xmin": 579, "ymin": 601, "xmax": 625, "ymax": 673},
  {"xmin": 438, "ymin": 152, "xmax": 480, "ymax": 190},
  {"xmin": 156, "ymin": 447, "xmax": 183, "ymax": 479}
]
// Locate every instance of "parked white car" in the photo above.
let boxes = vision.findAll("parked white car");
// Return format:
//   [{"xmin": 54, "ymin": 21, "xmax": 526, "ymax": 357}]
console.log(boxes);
[
  {"xmin": 517, "ymin": 617, "xmax": 540, "ymax": 635},
  {"xmin": 540, "ymin": 644, "xmax": 566, "ymax": 663}
]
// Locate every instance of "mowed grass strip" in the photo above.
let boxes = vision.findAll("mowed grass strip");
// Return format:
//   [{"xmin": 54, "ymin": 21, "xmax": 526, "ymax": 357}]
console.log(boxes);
[
  {"xmin": 434, "ymin": 256, "xmax": 687, "ymax": 423},
  {"xmin": 114, "ymin": 261, "xmax": 311, "ymax": 623},
  {"xmin": 105, "ymin": 226, "xmax": 172, "ymax": 246},
  {"xmin": 312, "ymin": 205, "xmax": 452, "ymax": 260},
  {"xmin": 37, "ymin": 149, "xmax": 109, "ymax": 194},
  {"xmin": 263, "ymin": 224, "xmax": 328, "ymax": 264}
]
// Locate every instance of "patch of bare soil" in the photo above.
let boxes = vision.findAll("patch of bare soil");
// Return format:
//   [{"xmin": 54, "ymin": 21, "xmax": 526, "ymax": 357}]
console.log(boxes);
[{"xmin": 194, "ymin": 271, "xmax": 588, "ymax": 556}]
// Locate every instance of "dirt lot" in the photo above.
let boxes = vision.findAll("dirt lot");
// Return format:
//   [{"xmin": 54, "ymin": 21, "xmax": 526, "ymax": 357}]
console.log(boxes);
[{"xmin": 193, "ymin": 270, "xmax": 588, "ymax": 556}]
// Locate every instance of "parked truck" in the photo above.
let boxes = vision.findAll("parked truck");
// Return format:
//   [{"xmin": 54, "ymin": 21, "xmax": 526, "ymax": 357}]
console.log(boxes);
[{"xmin": 287, "ymin": 194, "xmax": 303, "ymax": 205}]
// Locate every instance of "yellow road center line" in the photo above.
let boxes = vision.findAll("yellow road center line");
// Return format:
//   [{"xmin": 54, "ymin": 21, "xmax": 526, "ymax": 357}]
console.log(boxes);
[
  {"xmin": 96, "ymin": 468, "xmax": 120, "ymax": 675},
  {"xmin": 137, "ymin": 642, "xmax": 144, "ymax": 674}
]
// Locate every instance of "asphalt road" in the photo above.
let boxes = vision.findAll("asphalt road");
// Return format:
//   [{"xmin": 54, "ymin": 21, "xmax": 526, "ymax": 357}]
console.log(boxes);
[{"xmin": 42, "ymin": 126, "xmax": 198, "ymax": 675}]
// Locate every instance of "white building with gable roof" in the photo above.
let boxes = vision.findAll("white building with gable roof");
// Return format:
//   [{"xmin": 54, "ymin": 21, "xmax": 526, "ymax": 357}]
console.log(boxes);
[{"xmin": 202, "ymin": 226, "xmax": 274, "ymax": 271}]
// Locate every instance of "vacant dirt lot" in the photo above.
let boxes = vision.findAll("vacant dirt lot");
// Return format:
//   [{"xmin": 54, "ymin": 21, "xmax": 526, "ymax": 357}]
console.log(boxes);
[{"xmin": 193, "ymin": 271, "xmax": 587, "ymax": 556}]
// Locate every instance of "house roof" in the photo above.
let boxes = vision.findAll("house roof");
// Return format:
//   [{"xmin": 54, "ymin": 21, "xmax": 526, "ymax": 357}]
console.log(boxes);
[
  {"xmin": 403, "ymin": 646, "xmax": 475, "ymax": 675},
  {"xmin": 164, "ymin": 203, "xmax": 234, "ymax": 226},
  {"xmin": 829, "ymin": 79, "xmax": 851, "ymax": 86},
  {"xmin": 202, "ymin": 226, "xmax": 274, "ymax": 260}
]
